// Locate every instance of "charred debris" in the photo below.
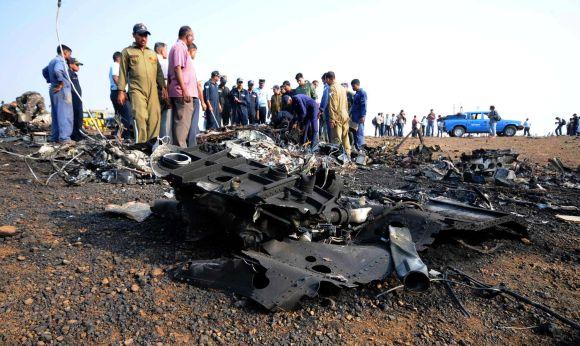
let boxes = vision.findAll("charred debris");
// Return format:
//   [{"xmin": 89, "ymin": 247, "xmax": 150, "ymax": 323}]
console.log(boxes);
[{"xmin": 147, "ymin": 129, "xmax": 536, "ymax": 312}]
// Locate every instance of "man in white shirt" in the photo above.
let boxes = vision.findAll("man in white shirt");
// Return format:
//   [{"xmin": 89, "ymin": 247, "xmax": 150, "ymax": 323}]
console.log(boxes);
[
  {"xmin": 254, "ymin": 79, "xmax": 271, "ymax": 124},
  {"xmin": 109, "ymin": 51, "xmax": 133, "ymax": 139},
  {"xmin": 523, "ymin": 118, "xmax": 531, "ymax": 137},
  {"xmin": 155, "ymin": 42, "xmax": 172, "ymax": 140}
]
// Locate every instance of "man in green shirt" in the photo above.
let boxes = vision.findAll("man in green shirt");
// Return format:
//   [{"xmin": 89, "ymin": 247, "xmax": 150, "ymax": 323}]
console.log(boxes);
[
  {"xmin": 117, "ymin": 23, "xmax": 167, "ymax": 143},
  {"xmin": 294, "ymin": 72, "xmax": 317, "ymax": 99}
]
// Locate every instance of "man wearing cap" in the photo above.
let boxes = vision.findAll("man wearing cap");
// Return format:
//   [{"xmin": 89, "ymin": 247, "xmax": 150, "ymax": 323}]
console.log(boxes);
[
  {"xmin": 204, "ymin": 71, "xmax": 221, "ymax": 129},
  {"xmin": 269, "ymin": 85, "xmax": 282, "ymax": 121},
  {"xmin": 294, "ymin": 73, "xmax": 317, "ymax": 99},
  {"xmin": 327, "ymin": 72, "xmax": 351, "ymax": 156},
  {"xmin": 44, "ymin": 45, "xmax": 74, "ymax": 143},
  {"xmin": 229, "ymin": 78, "xmax": 250, "ymax": 125},
  {"xmin": 287, "ymin": 93, "xmax": 320, "ymax": 149},
  {"xmin": 254, "ymin": 79, "xmax": 271, "ymax": 124},
  {"xmin": 67, "ymin": 58, "xmax": 84, "ymax": 141},
  {"xmin": 109, "ymin": 51, "xmax": 133, "ymax": 139},
  {"xmin": 218, "ymin": 76, "xmax": 230, "ymax": 126},
  {"xmin": 166, "ymin": 26, "xmax": 197, "ymax": 147},
  {"xmin": 247, "ymin": 80, "xmax": 259, "ymax": 124},
  {"xmin": 117, "ymin": 23, "xmax": 167, "ymax": 143},
  {"xmin": 350, "ymin": 79, "xmax": 367, "ymax": 150}
]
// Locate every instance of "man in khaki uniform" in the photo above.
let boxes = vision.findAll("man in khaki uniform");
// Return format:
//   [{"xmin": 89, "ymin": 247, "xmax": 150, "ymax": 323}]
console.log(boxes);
[
  {"xmin": 117, "ymin": 23, "xmax": 167, "ymax": 143},
  {"xmin": 326, "ymin": 71, "xmax": 351, "ymax": 156}
]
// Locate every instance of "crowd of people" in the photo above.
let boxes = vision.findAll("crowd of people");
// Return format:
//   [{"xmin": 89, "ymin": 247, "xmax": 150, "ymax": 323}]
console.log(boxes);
[
  {"xmin": 41, "ymin": 23, "xmax": 579, "ymax": 147},
  {"xmin": 44, "ymin": 23, "xmax": 371, "ymax": 155},
  {"xmin": 372, "ymin": 110, "xmax": 445, "ymax": 138},
  {"xmin": 554, "ymin": 114, "xmax": 579, "ymax": 136}
]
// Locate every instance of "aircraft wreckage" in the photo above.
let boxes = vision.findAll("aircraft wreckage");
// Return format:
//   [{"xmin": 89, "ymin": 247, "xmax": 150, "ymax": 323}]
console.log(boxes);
[{"xmin": 150, "ymin": 143, "xmax": 528, "ymax": 311}]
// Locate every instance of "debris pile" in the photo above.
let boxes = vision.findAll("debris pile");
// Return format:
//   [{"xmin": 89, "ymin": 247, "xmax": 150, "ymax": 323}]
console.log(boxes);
[
  {"xmin": 27, "ymin": 139, "xmax": 154, "ymax": 185},
  {"xmin": 1, "ymin": 91, "xmax": 51, "ymax": 142},
  {"xmin": 150, "ymin": 145, "xmax": 529, "ymax": 310}
]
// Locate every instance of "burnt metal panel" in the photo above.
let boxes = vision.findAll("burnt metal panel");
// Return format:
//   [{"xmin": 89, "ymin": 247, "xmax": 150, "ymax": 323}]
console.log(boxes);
[{"xmin": 260, "ymin": 239, "xmax": 392, "ymax": 285}]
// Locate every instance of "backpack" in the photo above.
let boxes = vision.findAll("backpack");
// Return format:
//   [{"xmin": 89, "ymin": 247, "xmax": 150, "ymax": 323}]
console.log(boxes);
[{"xmin": 561, "ymin": 119, "xmax": 566, "ymax": 125}]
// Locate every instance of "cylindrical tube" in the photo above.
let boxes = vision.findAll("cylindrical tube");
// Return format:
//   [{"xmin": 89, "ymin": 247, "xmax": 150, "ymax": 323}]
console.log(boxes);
[{"xmin": 389, "ymin": 225, "xmax": 430, "ymax": 292}]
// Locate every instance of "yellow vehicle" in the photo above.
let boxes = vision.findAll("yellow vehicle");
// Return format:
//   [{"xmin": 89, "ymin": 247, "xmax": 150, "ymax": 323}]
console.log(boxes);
[{"xmin": 82, "ymin": 110, "xmax": 111, "ymax": 132}]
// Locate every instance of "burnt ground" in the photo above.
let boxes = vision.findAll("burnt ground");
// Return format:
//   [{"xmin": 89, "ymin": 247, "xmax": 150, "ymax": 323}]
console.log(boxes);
[{"xmin": 0, "ymin": 136, "xmax": 579, "ymax": 345}]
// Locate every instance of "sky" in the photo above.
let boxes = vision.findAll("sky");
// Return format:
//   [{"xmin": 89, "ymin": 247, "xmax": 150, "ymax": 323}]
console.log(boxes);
[{"xmin": 0, "ymin": 0, "xmax": 579, "ymax": 135}]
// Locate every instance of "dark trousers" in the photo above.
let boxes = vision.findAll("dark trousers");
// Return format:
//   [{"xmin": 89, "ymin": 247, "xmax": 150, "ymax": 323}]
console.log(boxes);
[
  {"xmin": 258, "ymin": 107, "xmax": 267, "ymax": 124},
  {"xmin": 232, "ymin": 108, "xmax": 248, "ymax": 125},
  {"xmin": 555, "ymin": 125, "xmax": 563, "ymax": 136},
  {"xmin": 397, "ymin": 123, "xmax": 403, "ymax": 137},
  {"xmin": 524, "ymin": 127, "xmax": 530, "ymax": 136},
  {"xmin": 110, "ymin": 90, "xmax": 133, "ymax": 139},
  {"xmin": 71, "ymin": 95, "xmax": 83, "ymax": 141},
  {"xmin": 222, "ymin": 110, "xmax": 230, "ymax": 126}
]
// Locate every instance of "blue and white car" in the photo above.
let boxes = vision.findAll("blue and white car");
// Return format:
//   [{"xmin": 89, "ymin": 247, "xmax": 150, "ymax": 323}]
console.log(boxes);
[{"xmin": 442, "ymin": 111, "xmax": 524, "ymax": 137}]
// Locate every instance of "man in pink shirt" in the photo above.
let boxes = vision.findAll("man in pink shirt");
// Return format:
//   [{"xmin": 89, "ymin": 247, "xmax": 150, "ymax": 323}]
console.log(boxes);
[{"xmin": 167, "ymin": 26, "xmax": 198, "ymax": 147}]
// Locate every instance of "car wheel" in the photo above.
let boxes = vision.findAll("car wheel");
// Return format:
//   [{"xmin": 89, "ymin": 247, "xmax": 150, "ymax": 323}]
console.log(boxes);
[
  {"xmin": 503, "ymin": 125, "xmax": 516, "ymax": 137},
  {"xmin": 452, "ymin": 126, "xmax": 466, "ymax": 137}
]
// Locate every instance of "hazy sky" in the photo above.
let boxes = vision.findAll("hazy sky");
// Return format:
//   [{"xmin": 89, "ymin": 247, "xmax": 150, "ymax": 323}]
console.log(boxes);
[{"xmin": 0, "ymin": 0, "xmax": 578, "ymax": 135}]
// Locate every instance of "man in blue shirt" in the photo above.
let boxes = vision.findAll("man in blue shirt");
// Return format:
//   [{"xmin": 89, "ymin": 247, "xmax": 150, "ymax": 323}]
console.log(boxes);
[
  {"xmin": 203, "ymin": 71, "xmax": 221, "ymax": 129},
  {"xmin": 44, "ymin": 45, "xmax": 74, "ymax": 143},
  {"xmin": 247, "ymin": 80, "xmax": 259, "ymax": 124},
  {"xmin": 287, "ymin": 94, "xmax": 320, "ymax": 149},
  {"xmin": 350, "ymin": 79, "xmax": 367, "ymax": 150},
  {"xmin": 317, "ymin": 73, "xmax": 331, "ymax": 142},
  {"xmin": 229, "ymin": 78, "xmax": 251, "ymax": 125}
]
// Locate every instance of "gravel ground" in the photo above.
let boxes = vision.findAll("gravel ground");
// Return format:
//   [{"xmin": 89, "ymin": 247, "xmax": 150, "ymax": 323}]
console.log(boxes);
[{"xmin": 0, "ymin": 137, "xmax": 578, "ymax": 345}]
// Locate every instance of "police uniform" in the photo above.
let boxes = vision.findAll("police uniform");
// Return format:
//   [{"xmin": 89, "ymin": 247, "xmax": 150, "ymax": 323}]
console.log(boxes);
[
  {"xmin": 229, "ymin": 87, "xmax": 250, "ymax": 125},
  {"xmin": 218, "ymin": 85, "xmax": 231, "ymax": 126},
  {"xmin": 247, "ymin": 89, "xmax": 259, "ymax": 124},
  {"xmin": 68, "ymin": 67, "xmax": 83, "ymax": 141},
  {"xmin": 203, "ymin": 80, "xmax": 221, "ymax": 129},
  {"xmin": 291, "ymin": 94, "xmax": 320, "ymax": 148},
  {"xmin": 117, "ymin": 42, "xmax": 166, "ymax": 143}
]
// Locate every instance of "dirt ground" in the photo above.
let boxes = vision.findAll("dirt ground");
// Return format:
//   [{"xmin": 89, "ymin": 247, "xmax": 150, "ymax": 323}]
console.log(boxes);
[
  {"xmin": 0, "ymin": 136, "xmax": 578, "ymax": 345},
  {"xmin": 367, "ymin": 135, "xmax": 580, "ymax": 167}
]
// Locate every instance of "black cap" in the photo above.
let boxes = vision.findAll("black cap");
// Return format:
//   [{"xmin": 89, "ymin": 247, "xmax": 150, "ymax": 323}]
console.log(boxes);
[
  {"xmin": 211, "ymin": 71, "xmax": 220, "ymax": 77},
  {"xmin": 259, "ymin": 79, "xmax": 265, "ymax": 83},
  {"xmin": 236, "ymin": 78, "xmax": 244, "ymax": 84},
  {"xmin": 132, "ymin": 23, "xmax": 151, "ymax": 36},
  {"xmin": 248, "ymin": 80, "xmax": 254, "ymax": 86},
  {"xmin": 68, "ymin": 58, "xmax": 83, "ymax": 66}
]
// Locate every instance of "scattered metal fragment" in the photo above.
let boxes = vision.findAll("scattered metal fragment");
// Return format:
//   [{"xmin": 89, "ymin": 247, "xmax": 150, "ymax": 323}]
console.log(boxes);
[
  {"xmin": 389, "ymin": 225, "xmax": 430, "ymax": 292},
  {"xmin": 446, "ymin": 267, "xmax": 580, "ymax": 330},
  {"xmin": 554, "ymin": 214, "xmax": 580, "ymax": 223},
  {"xmin": 105, "ymin": 201, "xmax": 152, "ymax": 222}
]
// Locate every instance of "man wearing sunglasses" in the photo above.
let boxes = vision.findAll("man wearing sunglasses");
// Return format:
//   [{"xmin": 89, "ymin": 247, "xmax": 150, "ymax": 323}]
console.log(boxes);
[{"xmin": 117, "ymin": 23, "xmax": 167, "ymax": 143}]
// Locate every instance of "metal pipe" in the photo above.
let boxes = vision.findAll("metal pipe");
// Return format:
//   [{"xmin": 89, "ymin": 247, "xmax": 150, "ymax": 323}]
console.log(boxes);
[{"xmin": 389, "ymin": 225, "xmax": 430, "ymax": 292}]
